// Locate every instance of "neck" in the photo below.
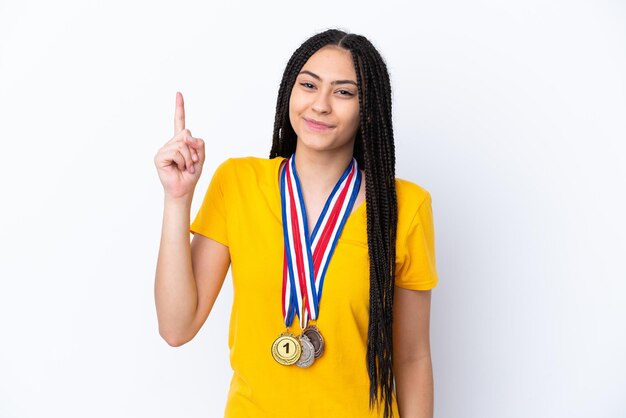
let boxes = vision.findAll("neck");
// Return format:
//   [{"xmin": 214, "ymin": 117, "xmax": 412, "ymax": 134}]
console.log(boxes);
[{"xmin": 293, "ymin": 145, "xmax": 354, "ymax": 193}]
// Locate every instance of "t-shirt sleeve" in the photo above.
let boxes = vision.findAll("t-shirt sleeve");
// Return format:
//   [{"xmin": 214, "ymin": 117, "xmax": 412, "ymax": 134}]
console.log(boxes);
[
  {"xmin": 395, "ymin": 191, "xmax": 438, "ymax": 290},
  {"xmin": 189, "ymin": 159, "xmax": 230, "ymax": 247}
]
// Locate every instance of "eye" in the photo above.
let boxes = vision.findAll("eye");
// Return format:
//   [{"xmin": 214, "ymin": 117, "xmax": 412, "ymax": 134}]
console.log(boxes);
[
  {"xmin": 337, "ymin": 89, "xmax": 354, "ymax": 97},
  {"xmin": 300, "ymin": 82, "xmax": 315, "ymax": 89}
]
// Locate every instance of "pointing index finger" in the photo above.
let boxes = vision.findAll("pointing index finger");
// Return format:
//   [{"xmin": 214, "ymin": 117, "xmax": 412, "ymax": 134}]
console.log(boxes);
[{"xmin": 174, "ymin": 91, "xmax": 185, "ymax": 135}]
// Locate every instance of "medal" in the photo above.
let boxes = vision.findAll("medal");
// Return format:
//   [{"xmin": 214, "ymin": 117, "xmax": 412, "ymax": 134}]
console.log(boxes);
[
  {"xmin": 303, "ymin": 324, "xmax": 325, "ymax": 359},
  {"xmin": 274, "ymin": 153, "xmax": 362, "ymax": 366},
  {"xmin": 296, "ymin": 334, "xmax": 315, "ymax": 368},
  {"xmin": 271, "ymin": 332, "xmax": 301, "ymax": 365}
]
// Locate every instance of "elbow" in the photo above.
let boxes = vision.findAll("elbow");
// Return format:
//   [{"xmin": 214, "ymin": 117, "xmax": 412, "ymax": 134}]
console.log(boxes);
[
  {"xmin": 163, "ymin": 336, "xmax": 187, "ymax": 347},
  {"xmin": 159, "ymin": 328, "xmax": 191, "ymax": 347}
]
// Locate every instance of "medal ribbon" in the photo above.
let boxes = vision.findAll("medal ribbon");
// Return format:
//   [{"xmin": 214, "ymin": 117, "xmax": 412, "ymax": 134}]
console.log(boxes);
[{"xmin": 280, "ymin": 153, "xmax": 362, "ymax": 329}]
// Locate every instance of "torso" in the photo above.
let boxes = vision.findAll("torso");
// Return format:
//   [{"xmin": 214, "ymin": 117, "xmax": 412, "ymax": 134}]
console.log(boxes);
[{"xmin": 189, "ymin": 156, "xmax": 436, "ymax": 417}]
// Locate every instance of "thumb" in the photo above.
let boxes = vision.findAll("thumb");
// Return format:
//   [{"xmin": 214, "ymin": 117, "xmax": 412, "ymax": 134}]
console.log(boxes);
[{"xmin": 187, "ymin": 137, "xmax": 205, "ymax": 164}]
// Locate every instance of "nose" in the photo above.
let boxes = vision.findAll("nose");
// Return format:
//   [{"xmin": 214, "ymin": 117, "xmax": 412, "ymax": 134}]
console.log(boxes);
[{"xmin": 311, "ymin": 90, "xmax": 331, "ymax": 114}]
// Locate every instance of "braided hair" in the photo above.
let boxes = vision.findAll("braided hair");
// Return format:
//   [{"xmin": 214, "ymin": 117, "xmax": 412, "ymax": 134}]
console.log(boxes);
[{"xmin": 269, "ymin": 29, "xmax": 398, "ymax": 418}]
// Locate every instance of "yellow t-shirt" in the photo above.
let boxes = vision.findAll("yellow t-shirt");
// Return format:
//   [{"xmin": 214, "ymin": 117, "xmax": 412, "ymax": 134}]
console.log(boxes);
[{"xmin": 190, "ymin": 156, "xmax": 438, "ymax": 417}]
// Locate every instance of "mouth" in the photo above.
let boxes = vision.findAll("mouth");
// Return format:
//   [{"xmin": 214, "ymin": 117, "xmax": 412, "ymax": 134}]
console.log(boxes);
[{"xmin": 303, "ymin": 117, "xmax": 336, "ymax": 131}]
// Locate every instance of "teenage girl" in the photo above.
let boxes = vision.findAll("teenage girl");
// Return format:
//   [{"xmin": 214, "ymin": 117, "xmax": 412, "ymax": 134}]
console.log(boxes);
[{"xmin": 154, "ymin": 29, "xmax": 438, "ymax": 418}]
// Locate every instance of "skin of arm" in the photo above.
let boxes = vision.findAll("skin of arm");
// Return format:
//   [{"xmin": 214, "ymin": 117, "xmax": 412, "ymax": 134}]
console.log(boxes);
[
  {"xmin": 154, "ymin": 194, "xmax": 231, "ymax": 347},
  {"xmin": 393, "ymin": 287, "xmax": 434, "ymax": 418}
]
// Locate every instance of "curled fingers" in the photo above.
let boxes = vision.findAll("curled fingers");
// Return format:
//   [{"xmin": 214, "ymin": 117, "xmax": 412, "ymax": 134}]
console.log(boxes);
[{"xmin": 163, "ymin": 140, "xmax": 194, "ymax": 173}]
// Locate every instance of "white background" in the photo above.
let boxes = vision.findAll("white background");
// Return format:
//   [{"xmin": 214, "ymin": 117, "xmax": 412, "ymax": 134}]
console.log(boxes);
[{"xmin": 1, "ymin": 1, "xmax": 625, "ymax": 417}]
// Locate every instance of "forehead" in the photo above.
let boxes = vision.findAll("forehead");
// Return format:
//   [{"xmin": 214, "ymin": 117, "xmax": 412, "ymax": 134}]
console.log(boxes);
[{"xmin": 299, "ymin": 46, "xmax": 356, "ymax": 80}]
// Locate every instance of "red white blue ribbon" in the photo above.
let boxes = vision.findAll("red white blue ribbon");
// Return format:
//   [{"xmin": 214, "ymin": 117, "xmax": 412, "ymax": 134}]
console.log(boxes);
[{"xmin": 280, "ymin": 153, "xmax": 362, "ymax": 329}]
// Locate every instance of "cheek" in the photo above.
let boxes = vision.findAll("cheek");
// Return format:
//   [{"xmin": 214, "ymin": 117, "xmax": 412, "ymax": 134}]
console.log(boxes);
[
  {"xmin": 288, "ymin": 92, "xmax": 298, "ymax": 128},
  {"xmin": 345, "ymin": 105, "xmax": 360, "ymax": 132},
  {"xmin": 288, "ymin": 91, "xmax": 303, "ymax": 121}
]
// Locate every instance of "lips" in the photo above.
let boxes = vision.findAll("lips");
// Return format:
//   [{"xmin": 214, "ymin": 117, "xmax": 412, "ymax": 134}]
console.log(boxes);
[{"xmin": 304, "ymin": 117, "xmax": 335, "ymax": 131}]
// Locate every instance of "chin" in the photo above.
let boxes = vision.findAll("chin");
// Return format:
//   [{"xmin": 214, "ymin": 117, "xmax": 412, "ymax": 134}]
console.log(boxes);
[{"xmin": 297, "ymin": 135, "xmax": 336, "ymax": 151}]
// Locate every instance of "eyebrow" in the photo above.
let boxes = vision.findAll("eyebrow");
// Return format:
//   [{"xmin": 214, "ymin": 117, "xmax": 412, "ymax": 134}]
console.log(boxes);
[{"xmin": 298, "ymin": 70, "xmax": 357, "ymax": 87}]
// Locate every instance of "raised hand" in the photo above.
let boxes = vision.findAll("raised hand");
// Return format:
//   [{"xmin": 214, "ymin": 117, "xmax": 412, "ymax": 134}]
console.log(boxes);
[{"xmin": 154, "ymin": 92, "xmax": 206, "ymax": 199}]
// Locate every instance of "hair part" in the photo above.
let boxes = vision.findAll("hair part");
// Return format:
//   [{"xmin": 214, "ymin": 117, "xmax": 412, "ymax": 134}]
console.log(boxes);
[{"xmin": 269, "ymin": 28, "xmax": 398, "ymax": 418}]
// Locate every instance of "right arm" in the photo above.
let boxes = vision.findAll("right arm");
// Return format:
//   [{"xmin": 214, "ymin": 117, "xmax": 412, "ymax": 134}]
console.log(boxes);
[
  {"xmin": 153, "ymin": 92, "xmax": 231, "ymax": 347},
  {"xmin": 154, "ymin": 196, "xmax": 231, "ymax": 347}
]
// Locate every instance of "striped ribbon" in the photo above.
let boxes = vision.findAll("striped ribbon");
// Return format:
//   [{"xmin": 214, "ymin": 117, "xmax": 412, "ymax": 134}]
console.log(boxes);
[{"xmin": 280, "ymin": 153, "xmax": 362, "ymax": 329}]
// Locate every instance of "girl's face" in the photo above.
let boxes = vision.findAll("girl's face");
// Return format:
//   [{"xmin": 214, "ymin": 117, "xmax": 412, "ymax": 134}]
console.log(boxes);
[{"xmin": 288, "ymin": 46, "xmax": 360, "ymax": 155}]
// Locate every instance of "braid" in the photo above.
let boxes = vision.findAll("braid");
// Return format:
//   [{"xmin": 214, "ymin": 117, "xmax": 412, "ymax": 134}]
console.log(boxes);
[{"xmin": 269, "ymin": 29, "xmax": 398, "ymax": 418}]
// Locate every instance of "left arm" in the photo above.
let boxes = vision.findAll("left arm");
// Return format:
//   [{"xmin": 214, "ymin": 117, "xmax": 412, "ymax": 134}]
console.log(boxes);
[{"xmin": 393, "ymin": 287, "xmax": 434, "ymax": 418}]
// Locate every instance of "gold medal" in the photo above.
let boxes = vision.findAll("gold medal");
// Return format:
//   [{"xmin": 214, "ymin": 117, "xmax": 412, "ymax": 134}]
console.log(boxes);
[{"xmin": 271, "ymin": 332, "xmax": 301, "ymax": 365}]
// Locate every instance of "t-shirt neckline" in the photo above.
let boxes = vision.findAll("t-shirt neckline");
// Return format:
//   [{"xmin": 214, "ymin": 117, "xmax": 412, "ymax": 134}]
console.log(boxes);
[{"xmin": 273, "ymin": 156, "xmax": 366, "ymax": 228}]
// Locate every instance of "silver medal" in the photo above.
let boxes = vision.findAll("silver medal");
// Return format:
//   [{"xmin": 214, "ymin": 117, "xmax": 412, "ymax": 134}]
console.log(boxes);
[{"xmin": 296, "ymin": 334, "xmax": 315, "ymax": 368}]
